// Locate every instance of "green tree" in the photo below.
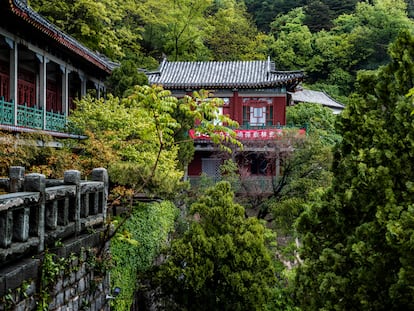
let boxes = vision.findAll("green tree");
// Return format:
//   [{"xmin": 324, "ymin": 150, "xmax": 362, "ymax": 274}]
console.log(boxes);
[
  {"xmin": 267, "ymin": 0, "xmax": 414, "ymax": 98},
  {"xmin": 303, "ymin": 0, "xmax": 333, "ymax": 32},
  {"xmin": 69, "ymin": 86, "xmax": 238, "ymax": 197},
  {"xmin": 69, "ymin": 86, "xmax": 183, "ymax": 196},
  {"xmin": 333, "ymin": 0, "xmax": 413, "ymax": 71},
  {"xmin": 268, "ymin": 8, "xmax": 313, "ymax": 70},
  {"xmin": 294, "ymin": 29, "xmax": 414, "ymax": 310},
  {"xmin": 243, "ymin": 0, "xmax": 306, "ymax": 32},
  {"xmin": 105, "ymin": 60, "xmax": 148, "ymax": 97},
  {"xmin": 30, "ymin": 0, "xmax": 158, "ymax": 64},
  {"xmin": 204, "ymin": 0, "xmax": 266, "ymax": 61},
  {"xmin": 141, "ymin": 0, "xmax": 212, "ymax": 61},
  {"xmin": 149, "ymin": 181, "xmax": 277, "ymax": 310}
]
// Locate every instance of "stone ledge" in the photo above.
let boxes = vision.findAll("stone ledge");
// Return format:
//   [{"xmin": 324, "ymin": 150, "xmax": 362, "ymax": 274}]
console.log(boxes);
[
  {"xmin": 52, "ymin": 229, "xmax": 106, "ymax": 258},
  {"xmin": 0, "ymin": 229, "xmax": 106, "ymax": 297},
  {"xmin": 0, "ymin": 258, "xmax": 40, "ymax": 297},
  {"xmin": 0, "ymin": 237, "xmax": 39, "ymax": 265}
]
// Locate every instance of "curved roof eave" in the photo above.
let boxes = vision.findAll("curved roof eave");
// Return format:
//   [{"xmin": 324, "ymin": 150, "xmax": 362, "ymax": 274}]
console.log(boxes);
[
  {"xmin": 158, "ymin": 80, "xmax": 300, "ymax": 90},
  {"xmin": 9, "ymin": 0, "xmax": 113, "ymax": 73},
  {"xmin": 146, "ymin": 60, "xmax": 304, "ymax": 91}
]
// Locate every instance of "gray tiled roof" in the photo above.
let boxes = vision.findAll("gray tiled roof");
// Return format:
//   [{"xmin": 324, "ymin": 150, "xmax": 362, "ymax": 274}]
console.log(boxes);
[
  {"xmin": 147, "ymin": 59, "xmax": 304, "ymax": 90},
  {"xmin": 290, "ymin": 89, "xmax": 344, "ymax": 109}
]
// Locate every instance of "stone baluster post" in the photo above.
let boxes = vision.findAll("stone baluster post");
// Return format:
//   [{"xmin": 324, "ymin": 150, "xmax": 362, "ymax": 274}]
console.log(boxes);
[
  {"xmin": 81, "ymin": 192, "xmax": 89, "ymax": 218},
  {"xmin": 64, "ymin": 170, "xmax": 81, "ymax": 233},
  {"xmin": 0, "ymin": 208, "xmax": 13, "ymax": 248},
  {"xmin": 45, "ymin": 201, "xmax": 58, "ymax": 230},
  {"xmin": 91, "ymin": 168, "xmax": 108, "ymax": 220},
  {"xmin": 9, "ymin": 166, "xmax": 25, "ymax": 193},
  {"xmin": 24, "ymin": 173, "xmax": 46, "ymax": 252}
]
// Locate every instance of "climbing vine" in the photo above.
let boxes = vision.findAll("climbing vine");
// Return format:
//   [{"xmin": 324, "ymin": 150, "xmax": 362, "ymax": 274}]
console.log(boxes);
[
  {"xmin": 0, "ymin": 281, "xmax": 30, "ymax": 309},
  {"xmin": 36, "ymin": 248, "xmax": 103, "ymax": 311},
  {"xmin": 110, "ymin": 200, "xmax": 178, "ymax": 310},
  {"xmin": 37, "ymin": 250, "xmax": 67, "ymax": 311}
]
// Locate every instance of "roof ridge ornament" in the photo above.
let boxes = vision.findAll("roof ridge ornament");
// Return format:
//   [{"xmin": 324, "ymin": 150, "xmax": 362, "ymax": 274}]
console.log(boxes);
[{"xmin": 267, "ymin": 56, "xmax": 271, "ymax": 79}]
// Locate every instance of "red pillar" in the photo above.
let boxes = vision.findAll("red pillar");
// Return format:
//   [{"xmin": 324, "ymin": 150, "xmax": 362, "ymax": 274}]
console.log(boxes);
[
  {"xmin": 273, "ymin": 95, "xmax": 286, "ymax": 126},
  {"xmin": 232, "ymin": 90, "xmax": 243, "ymax": 124}
]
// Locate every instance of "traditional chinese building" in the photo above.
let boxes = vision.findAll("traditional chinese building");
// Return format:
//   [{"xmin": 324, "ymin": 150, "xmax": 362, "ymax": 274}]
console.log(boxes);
[
  {"xmin": 0, "ymin": 0, "xmax": 114, "ymax": 137},
  {"xmin": 289, "ymin": 88, "xmax": 344, "ymax": 114},
  {"xmin": 147, "ymin": 59, "xmax": 305, "ymax": 181}
]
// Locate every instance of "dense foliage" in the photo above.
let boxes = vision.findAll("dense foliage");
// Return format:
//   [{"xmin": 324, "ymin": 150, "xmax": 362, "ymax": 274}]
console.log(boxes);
[
  {"xmin": 267, "ymin": 103, "xmax": 338, "ymax": 236},
  {"xmin": 30, "ymin": 0, "xmax": 414, "ymax": 100},
  {"xmin": 69, "ymin": 86, "xmax": 184, "ymax": 196},
  {"xmin": 0, "ymin": 132, "xmax": 77, "ymax": 178},
  {"xmin": 267, "ymin": 0, "xmax": 414, "ymax": 100},
  {"xmin": 30, "ymin": 0, "xmax": 264, "ymax": 63},
  {"xmin": 148, "ymin": 182, "xmax": 277, "ymax": 310},
  {"xmin": 286, "ymin": 102, "xmax": 340, "ymax": 146},
  {"xmin": 18, "ymin": 1, "xmax": 414, "ymax": 310},
  {"xmin": 294, "ymin": 29, "xmax": 414, "ymax": 310},
  {"xmin": 110, "ymin": 200, "xmax": 178, "ymax": 310},
  {"xmin": 68, "ymin": 85, "xmax": 238, "ymax": 197},
  {"xmin": 243, "ymin": 0, "xmax": 358, "ymax": 32}
]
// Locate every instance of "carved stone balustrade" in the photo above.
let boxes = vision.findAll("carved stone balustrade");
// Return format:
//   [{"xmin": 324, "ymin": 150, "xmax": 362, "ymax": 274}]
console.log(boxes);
[{"xmin": 0, "ymin": 167, "xmax": 108, "ymax": 265}]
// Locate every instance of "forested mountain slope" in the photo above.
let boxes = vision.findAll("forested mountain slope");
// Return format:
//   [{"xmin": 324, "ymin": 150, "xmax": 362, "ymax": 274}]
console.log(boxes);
[{"xmin": 29, "ymin": 0, "xmax": 414, "ymax": 100}]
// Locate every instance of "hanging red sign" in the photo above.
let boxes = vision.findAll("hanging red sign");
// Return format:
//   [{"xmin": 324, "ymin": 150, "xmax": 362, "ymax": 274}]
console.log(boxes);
[{"xmin": 188, "ymin": 128, "xmax": 306, "ymax": 141}]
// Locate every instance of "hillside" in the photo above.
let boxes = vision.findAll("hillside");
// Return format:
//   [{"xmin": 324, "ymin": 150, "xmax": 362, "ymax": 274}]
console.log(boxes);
[{"xmin": 29, "ymin": 0, "xmax": 414, "ymax": 100}]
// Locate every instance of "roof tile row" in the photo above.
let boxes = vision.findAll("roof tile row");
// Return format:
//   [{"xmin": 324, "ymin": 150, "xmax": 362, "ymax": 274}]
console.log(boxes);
[{"xmin": 147, "ymin": 59, "xmax": 304, "ymax": 90}]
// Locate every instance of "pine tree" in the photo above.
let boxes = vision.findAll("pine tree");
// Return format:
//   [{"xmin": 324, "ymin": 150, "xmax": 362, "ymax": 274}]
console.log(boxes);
[
  {"xmin": 304, "ymin": 0, "xmax": 333, "ymax": 32},
  {"xmin": 294, "ymin": 29, "xmax": 414, "ymax": 310},
  {"xmin": 150, "ymin": 181, "xmax": 276, "ymax": 311}
]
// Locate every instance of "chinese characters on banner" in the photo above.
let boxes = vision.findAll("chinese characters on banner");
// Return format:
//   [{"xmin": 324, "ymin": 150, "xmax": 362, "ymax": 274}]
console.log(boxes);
[{"xmin": 188, "ymin": 128, "xmax": 306, "ymax": 140}]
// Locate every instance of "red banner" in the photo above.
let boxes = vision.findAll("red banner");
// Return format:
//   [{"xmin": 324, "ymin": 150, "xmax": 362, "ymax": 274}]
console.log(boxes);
[{"xmin": 189, "ymin": 128, "xmax": 306, "ymax": 141}]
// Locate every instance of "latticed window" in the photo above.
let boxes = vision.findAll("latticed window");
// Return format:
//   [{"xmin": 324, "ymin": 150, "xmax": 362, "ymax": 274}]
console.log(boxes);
[
  {"xmin": 0, "ymin": 73, "xmax": 9, "ymax": 101},
  {"xmin": 0, "ymin": 61, "xmax": 9, "ymax": 101},
  {"xmin": 46, "ymin": 79, "xmax": 62, "ymax": 112},
  {"xmin": 18, "ymin": 69, "xmax": 36, "ymax": 107},
  {"xmin": 242, "ymin": 98, "xmax": 273, "ymax": 127}
]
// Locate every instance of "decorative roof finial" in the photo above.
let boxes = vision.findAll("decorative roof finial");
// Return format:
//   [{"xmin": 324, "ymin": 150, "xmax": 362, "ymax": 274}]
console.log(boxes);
[{"xmin": 267, "ymin": 56, "xmax": 271, "ymax": 78}]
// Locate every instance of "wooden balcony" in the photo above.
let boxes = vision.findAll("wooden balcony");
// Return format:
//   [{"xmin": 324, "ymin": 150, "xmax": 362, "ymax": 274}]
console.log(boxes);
[{"xmin": 0, "ymin": 97, "xmax": 66, "ymax": 133}]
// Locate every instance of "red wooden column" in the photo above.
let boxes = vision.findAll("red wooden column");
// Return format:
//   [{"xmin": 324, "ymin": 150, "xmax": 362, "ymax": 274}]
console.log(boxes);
[
  {"xmin": 273, "ymin": 95, "xmax": 287, "ymax": 126},
  {"xmin": 232, "ymin": 89, "xmax": 243, "ymax": 124}
]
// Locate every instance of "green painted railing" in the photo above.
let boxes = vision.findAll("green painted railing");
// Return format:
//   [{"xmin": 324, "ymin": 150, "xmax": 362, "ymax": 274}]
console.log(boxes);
[
  {"xmin": 0, "ymin": 97, "xmax": 67, "ymax": 132},
  {"xmin": 46, "ymin": 110, "xmax": 66, "ymax": 131},
  {"xmin": 17, "ymin": 104, "xmax": 43, "ymax": 129},
  {"xmin": 0, "ymin": 97, "xmax": 14, "ymax": 125}
]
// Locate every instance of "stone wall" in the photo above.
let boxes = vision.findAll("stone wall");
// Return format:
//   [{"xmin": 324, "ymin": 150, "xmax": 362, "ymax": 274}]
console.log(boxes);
[
  {"xmin": 0, "ymin": 232, "xmax": 111, "ymax": 311},
  {"xmin": 0, "ymin": 167, "xmax": 111, "ymax": 310}
]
